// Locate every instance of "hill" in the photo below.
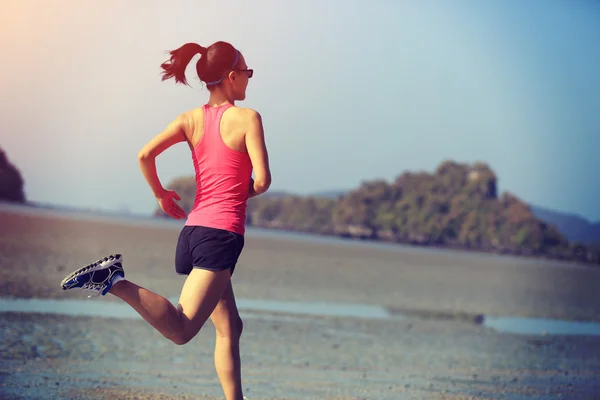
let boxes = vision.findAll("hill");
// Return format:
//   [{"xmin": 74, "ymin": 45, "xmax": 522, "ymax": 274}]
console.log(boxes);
[
  {"xmin": 306, "ymin": 192, "xmax": 600, "ymax": 247},
  {"xmin": 0, "ymin": 147, "xmax": 26, "ymax": 203},
  {"xmin": 154, "ymin": 161, "xmax": 600, "ymax": 265},
  {"xmin": 529, "ymin": 205, "xmax": 600, "ymax": 246}
]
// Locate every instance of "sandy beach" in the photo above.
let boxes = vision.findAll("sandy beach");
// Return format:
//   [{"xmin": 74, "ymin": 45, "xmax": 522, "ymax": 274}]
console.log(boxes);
[{"xmin": 1, "ymin": 204, "xmax": 600, "ymax": 399}]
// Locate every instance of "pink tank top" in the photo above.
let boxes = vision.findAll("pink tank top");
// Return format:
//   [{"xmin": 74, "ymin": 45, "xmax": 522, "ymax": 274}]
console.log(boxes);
[{"xmin": 185, "ymin": 104, "xmax": 253, "ymax": 235}]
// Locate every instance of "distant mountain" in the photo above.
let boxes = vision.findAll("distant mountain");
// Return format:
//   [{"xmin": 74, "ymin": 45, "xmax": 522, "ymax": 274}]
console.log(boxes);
[{"xmin": 530, "ymin": 205, "xmax": 600, "ymax": 246}]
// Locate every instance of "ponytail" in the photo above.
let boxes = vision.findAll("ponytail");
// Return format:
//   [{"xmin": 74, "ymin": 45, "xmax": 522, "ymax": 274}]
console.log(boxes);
[{"xmin": 160, "ymin": 42, "xmax": 205, "ymax": 86}]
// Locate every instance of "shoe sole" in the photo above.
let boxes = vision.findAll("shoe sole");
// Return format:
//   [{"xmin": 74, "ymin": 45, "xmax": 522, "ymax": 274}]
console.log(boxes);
[{"xmin": 60, "ymin": 254, "xmax": 123, "ymax": 290}]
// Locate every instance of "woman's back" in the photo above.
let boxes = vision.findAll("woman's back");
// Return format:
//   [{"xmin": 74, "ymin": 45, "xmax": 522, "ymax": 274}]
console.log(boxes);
[{"xmin": 184, "ymin": 104, "xmax": 254, "ymax": 235}]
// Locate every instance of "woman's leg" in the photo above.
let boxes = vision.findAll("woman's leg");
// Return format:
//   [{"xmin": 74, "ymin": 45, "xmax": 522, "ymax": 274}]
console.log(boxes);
[
  {"xmin": 210, "ymin": 280, "xmax": 244, "ymax": 400},
  {"xmin": 110, "ymin": 268, "xmax": 231, "ymax": 345}
]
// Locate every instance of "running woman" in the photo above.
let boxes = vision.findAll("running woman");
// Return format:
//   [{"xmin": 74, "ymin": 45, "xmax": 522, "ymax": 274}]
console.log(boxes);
[{"xmin": 60, "ymin": 41, "xmax": 271, "ymax": 400}]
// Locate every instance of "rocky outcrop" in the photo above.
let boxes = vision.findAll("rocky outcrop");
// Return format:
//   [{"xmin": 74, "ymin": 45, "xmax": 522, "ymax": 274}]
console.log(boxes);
[{"xmin": 0, "ymin": 148, "xmax": 25, "ymax": 203}]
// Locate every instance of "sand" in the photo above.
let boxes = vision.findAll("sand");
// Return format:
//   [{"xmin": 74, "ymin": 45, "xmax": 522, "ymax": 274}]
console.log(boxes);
[{"xmin": 1, "ymin": 205, "xmax": 600, "ymax": 399}]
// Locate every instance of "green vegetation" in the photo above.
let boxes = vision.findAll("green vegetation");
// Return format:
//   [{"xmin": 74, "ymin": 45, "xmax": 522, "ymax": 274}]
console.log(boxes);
[
  {"xmin": 0, "ymin": 147, "xmax": 26, "ymax": 203},
  {"xmin": 155, "ymin": 161, "xmax": 600, "ymax": 265}
]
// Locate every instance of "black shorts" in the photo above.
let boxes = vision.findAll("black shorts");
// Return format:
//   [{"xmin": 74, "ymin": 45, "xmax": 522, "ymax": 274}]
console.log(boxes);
[{"xmin": 175, "ymin": 225, "xmax": 245, "ymax": 276}]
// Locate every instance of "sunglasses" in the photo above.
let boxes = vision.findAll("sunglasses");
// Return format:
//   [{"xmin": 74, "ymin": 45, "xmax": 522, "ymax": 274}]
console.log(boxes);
[{"xmin": 236, "ymin": 68, "xmax": 254, "ymax": 78}]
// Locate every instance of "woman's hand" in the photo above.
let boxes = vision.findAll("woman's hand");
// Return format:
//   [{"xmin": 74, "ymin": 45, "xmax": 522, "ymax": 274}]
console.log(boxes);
[
  {"xmin": 157, "ymin": 190, "xmax": 186, "ymax": 220},
  {"xmin": 248, "ymin": 177, "xmax": 257, "ymax": 198}
]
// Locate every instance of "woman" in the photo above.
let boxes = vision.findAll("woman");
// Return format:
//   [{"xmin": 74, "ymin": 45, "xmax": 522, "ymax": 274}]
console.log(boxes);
[{"xmin": 60, "ymin": 41, "xmax": 271, "ymax": 400}]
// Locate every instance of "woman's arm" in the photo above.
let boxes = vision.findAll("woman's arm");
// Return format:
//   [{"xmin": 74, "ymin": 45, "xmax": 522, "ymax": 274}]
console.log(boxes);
[
  {"xmin": 248, "ymin": 177, "xmax": 258, "ymax": 198},
  {"xmin": 244, "ymin": 110, "xmax": 271, "ymax": 197},
  {"xmin": 137, "ymin": 114, "xmax": 189, "ymax": 219}
]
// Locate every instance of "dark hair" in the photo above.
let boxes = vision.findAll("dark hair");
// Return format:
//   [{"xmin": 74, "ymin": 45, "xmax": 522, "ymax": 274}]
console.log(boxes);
[{"xmin": 160, "ymin": 41, "xmax": 239, "ymax": 87}]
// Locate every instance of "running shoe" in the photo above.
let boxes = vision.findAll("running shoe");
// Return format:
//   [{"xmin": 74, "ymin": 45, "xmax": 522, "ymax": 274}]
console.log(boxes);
[{"xmin": 60, "ymin": 254, "xmax": 124, "ymax": 297}]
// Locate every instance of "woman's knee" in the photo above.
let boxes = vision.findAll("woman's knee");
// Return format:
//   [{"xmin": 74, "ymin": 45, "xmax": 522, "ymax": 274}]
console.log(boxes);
[
  {"xmin": 171, "ymin": 335, "xmax": 190, "ymax": 346},
  {"xmin": 169, "ymin": 319, "xmax": 206, "ymax": 346},
  {"xmin": 169, "ymin": 329, "xmax": 194, "ymax": 345}
]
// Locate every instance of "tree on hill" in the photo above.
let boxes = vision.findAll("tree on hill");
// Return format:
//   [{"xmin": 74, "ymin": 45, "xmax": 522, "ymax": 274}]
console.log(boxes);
[{"xmin": 0, "ymin": 147, "xmax": 26, "ymax": 203}]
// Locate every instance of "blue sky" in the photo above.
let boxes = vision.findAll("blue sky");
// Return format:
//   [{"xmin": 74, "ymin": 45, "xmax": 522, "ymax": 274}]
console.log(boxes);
[{"xmin": 1, "ymin": 0, "xmax": 599, "ymax": 221}]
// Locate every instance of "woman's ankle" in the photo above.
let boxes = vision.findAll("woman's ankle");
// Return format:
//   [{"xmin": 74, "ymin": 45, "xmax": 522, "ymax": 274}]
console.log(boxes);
[{"xmin": 108, "ymin": 276, "xmax": 127, "ymax": 295}]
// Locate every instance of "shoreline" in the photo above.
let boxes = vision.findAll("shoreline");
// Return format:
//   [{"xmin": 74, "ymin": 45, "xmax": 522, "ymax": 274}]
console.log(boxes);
[
  {"xmin": 2, "ymin": 205, "xmax": 600, "ymax": 322},
  {"xmin": 1, "ymin": 201, "xmax": 594, "ymax": 270},
  {"xmin": 244, "ymin": 222, "xmax": 595, "ymax": 269}
]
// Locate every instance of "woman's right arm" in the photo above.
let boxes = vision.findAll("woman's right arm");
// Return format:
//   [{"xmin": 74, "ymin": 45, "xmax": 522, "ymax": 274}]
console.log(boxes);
[{"xmin": 245, "ymin": 110, "xmax": 271, "ymax": 197}]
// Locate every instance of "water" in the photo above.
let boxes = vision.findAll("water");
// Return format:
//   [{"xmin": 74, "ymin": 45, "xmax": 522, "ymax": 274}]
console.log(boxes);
[
  {"xmin": 482, "ymin": 315, "xmax": 600, "ymax": 336},
  {"xmin": 1, "ymin": 297, "xmax": 600, "ymax": 337},
  {"xmin": 0, "ymin": 297, "xmax": 392, "ymax": 321},
  {"xmin": 237, "ymin": 298, "xmax": 391, "ymax": 319}
]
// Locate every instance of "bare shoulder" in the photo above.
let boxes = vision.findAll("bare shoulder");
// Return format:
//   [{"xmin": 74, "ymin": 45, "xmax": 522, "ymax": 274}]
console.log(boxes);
[
  {"xmin": 228, "ymin": 107, "xmax": 262, "ymax": 124},
  {"xmin": 180, "ymin": 107, "xmax": 204, "ymax": 130},
  {"xmin": 182, "ymin": 107, "xmax": 204, "ymax": 122}
]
